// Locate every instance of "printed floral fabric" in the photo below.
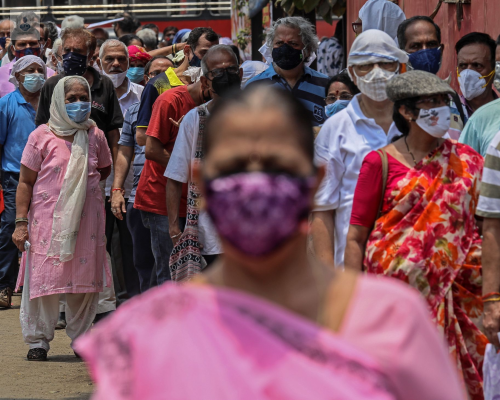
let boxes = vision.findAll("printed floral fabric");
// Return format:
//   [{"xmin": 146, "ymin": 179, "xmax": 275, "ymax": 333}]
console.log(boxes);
[
  {"xmin": 364, "ymin": 140, "xmax": 488, "ymax": 400},
  {"xmin": 317, "ymin": 37, "xmax": 344, "ymax": 78}
]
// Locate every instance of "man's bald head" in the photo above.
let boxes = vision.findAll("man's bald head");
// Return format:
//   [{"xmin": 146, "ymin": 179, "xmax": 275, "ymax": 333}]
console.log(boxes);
[{"xmin": 201, "ymin": 44, "xmax": 238, "ymax": 76}]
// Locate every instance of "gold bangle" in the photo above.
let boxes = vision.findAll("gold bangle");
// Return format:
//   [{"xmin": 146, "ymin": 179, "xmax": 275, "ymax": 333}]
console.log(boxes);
[
  {"xmin": 483, "ymin": 297, "xmax": 500, "ymax": 303},
  {"xmin": 172, "ymin": 44, "xmax": 176, "ymax": 54}
]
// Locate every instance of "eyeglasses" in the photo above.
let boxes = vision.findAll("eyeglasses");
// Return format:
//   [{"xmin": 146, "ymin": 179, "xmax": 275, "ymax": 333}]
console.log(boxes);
[
  {"xmin": 325, "ymin": 93, "xmax": 353, "ymax": 104},
  {"xmin": 207, "ymin": 65, "xmax": 239, "ymax": 80},
  {"xmin": 354, "ymin": 62, "xmax": 399, "ymax": 74},
  {"xmin": 352, "ymin": 22, "xmax": 362, "ymax": 33}
]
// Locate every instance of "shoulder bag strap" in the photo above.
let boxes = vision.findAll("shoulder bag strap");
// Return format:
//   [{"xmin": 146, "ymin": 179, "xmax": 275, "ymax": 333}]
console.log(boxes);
[{"xmin": 374, "ymin": 149, "xmax": 388, "ymax": 229}]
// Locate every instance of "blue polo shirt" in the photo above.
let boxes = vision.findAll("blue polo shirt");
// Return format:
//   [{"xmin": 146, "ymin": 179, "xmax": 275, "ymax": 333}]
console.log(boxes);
[
  {"xmin": 246, "ymin": 64, "xmax": 329, "ymax": 126},
  {"xmin": 0, "ymin": 88, "xmax": 36, "ymax": 173}
]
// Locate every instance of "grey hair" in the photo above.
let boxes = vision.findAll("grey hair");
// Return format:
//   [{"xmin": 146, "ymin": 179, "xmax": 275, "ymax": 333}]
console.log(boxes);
[
  {"xmin": 200, "ymin": 44, "xmax": 238, "ymax": 76},
  {"xmin": 137, "ymin": 28, "xmax": 157, "ymax": 50},
  {"xmin": 61, "ymin": 15, "xmax": 85, "ymax": 30},
  {"xmin": 53, "ymin": 38, "xmax": 62, "ymax": 57},
  {"xmin": 266, "ymin": 16, "xmax": 318, "ymax": 54},
  {"xmin": 99, "ymin": 39, "xmax": 128, "ymax": 61},
  {"xmin": 63, "ymin": 76, "xmax": 89, "ymax": 95}
]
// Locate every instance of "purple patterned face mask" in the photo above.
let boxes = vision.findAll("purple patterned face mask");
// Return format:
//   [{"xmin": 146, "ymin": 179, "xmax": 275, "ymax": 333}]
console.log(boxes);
[{"xmin": 205, "ymin": 172, "xmax": 315, "ymax": 257}]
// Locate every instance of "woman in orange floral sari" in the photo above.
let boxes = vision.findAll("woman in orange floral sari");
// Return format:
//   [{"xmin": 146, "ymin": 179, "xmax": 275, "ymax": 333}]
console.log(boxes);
[{"xmin": 344, "ymin": 71, "xmax": 488, "ymax": 400}]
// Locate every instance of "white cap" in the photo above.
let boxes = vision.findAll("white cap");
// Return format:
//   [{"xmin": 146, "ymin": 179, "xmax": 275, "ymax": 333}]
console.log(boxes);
[
  {"xmin": 359, "ymin": 0, "xmax": 406, "ymax": 40},
  {"xmin": 348, "ymin": 29, "xmax": 408, "ymax": 66}
]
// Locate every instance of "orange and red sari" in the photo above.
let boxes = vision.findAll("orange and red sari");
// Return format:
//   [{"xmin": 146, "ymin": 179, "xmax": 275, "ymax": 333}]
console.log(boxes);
[{"xmin": 364, "ymin": 140, "xmax": 488, "ymax": 400}]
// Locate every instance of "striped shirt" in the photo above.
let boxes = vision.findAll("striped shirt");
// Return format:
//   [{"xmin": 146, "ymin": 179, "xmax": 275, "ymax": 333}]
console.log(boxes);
[
  {"xmin": 118, "ymin": 102, "xmax": 142, "ymax": 204},
  {"xmin": 246, "ymin": 64, "xmax": 329, "ymax": 126},
  {"xmin": 477, "ymin": 130, "xmax": 500, "ymax": 218}
]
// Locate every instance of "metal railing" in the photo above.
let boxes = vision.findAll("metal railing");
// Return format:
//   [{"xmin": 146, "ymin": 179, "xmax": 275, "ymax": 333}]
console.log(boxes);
[{"xmin": 0, "ymin": 1, "xmax": 231, "ymax": 18}]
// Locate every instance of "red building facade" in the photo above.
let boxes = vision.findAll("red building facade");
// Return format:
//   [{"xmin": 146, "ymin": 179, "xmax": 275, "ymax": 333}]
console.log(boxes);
[{"xmin": 346, "ymin": 0, "xmax": 500, "ymax": 89}]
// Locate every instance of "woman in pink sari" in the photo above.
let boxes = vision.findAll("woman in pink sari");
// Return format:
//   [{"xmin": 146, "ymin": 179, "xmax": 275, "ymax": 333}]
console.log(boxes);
[
  {"xmin": 76, "ymin": 85, "xmax": 465, "ymax": 400},
  {"xmin": 345, "ymin": 71, "xmax": 488, "ymax": 400}
]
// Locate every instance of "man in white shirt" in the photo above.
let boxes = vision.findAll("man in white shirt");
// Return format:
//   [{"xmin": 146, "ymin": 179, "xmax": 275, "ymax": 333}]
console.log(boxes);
[
  {"xmin": 165, "ymin": 44, "xmax": 242, "ymax": 265},
  {"xmin": 311, "ymin": 29, "xmax": 408, "ymax": 267},
  {"xmin": 98, "ymin": 39, "xmax": 145, "ymax": 302}
]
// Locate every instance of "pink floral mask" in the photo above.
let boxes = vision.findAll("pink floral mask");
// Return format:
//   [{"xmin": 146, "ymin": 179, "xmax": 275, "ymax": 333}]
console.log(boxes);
[{"xmin": 205, "ymin": 172, "xmax": 315, "ymax": 257}]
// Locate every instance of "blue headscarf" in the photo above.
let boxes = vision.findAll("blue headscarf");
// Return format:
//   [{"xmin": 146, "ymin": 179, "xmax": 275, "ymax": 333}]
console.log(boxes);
[{"xmin": 173, "ymin": 29, "xmax": 191, "ymax": 45}]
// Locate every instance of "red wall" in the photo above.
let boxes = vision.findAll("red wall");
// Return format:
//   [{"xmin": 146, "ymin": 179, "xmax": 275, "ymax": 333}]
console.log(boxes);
[{"xmin": 346, "ymin": 1, "xmax": 500, "ymax": 90}]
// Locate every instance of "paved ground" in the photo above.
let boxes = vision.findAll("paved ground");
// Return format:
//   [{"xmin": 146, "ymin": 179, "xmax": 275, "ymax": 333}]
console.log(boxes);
[{"xmin": 0, "ymin": 294, "xmax": 93, "ymax": 400}]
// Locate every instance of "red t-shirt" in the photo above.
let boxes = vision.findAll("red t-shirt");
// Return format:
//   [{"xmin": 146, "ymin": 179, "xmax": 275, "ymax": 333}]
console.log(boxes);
[
  {"xmin": 350, "ymin": 151, "xmax": 410, "ymax": 228},
  {"xmin": 134, "ymin": 86, "xmax": 194, "ymax": 216}
]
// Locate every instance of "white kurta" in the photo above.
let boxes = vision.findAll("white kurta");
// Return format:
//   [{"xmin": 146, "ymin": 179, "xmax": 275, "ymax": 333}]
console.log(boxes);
[{"xmin": 314, "ymin": 94, "xmax": 402, "ymax": 266}]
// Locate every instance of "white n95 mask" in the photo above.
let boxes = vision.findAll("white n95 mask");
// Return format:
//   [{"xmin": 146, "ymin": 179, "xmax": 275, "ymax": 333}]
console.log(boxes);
[
  {"xmin": 354, "ymin": 67, "xmax": 397, "ymax": 102},
  {"xmin": 457, "ymin": 68, "xmax": 494, "ymax": 100},
  {"xmin": 416, "ymin": 106, "xmax": 451, "ymax": 138}
]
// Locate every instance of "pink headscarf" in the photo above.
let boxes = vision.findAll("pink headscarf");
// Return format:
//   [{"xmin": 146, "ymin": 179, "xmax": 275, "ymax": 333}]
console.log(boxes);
[{"xmin": 128, "ymin": 45, "xmax": 152, "ymax": 63}]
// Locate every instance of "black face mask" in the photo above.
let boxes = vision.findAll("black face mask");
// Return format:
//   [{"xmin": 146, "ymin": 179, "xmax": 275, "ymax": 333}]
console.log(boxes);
[
  {"xmin": 63, "ymin": 52, "xmax": 88, "ymax": 76},
  {"xmin": 272, "ymin": 43, "xmax": 304, "ymax": 71},
  {"xmin": 211, "ymin": 69, "xmax": 241, "ymax": 97}
]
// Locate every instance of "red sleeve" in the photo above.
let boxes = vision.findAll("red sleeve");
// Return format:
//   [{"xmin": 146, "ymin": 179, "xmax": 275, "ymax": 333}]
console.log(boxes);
[
  {"xmin": 350, "ymin": 151, "xmax": 383, "ymax": 228},
  {"xmin": 145, "ymin": 95, "xmax": 176, "ymax": 145}
]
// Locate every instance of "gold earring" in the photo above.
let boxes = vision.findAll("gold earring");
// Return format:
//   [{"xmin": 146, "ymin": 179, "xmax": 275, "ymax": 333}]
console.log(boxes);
[{"xmin": 408, "ymin": 117, "xmax": 413, "ymax": 122}]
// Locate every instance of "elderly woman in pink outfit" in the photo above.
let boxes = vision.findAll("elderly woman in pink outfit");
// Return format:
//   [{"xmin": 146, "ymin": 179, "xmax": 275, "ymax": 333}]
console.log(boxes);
[
  {"xmin": 12, "ymin": 75, "xmax": 112, "ymax": 362},
  {"xmin": 76, "ymin": 86, "xmax": 465, "ymax": 399}
]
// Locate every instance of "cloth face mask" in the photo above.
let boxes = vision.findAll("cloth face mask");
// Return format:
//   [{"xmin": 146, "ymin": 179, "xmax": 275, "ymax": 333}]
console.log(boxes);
[
  {"xmin": 272, "ymin": 43, "xmax": 304, "ymax": 71},
  {"xmin": 415, "ymin": 105, "xmax": 451, "ymax": 138},
  {"xmin": 0, "ymin": 36, "xmax": 6, "ymax": 49},
  {"xmin": 457, "ymin": 68, "xmax": 494, "ymax": 100},
  {"xmin": 205, "ymin": 172, "xmax": 314, "ymax": 257},
  {"xmin": 408, "ymin": 47, "xmax": 442, "ymax": 74},
  {"xmin": 354, "ymin": 67, "xmax": 397, "ymax": 102},
  {"xmin": 65, "ymin": 101, "xmax": 91, "ymax": 123},
  {"xmin": 325, "ymin": 99, "xmax": 350, "ymax": 118},
  {"xmin": 103, "ymin": 69, "xmax": 127, "ymax": 88},
  {"xmin": 63, "ymin": 52, "xmax": 88, "ymax": 76},
  {"xmin": 21, "ymin": 73, "xmax": 45, "ymax": 93},
  {"xmin": 126, "ymin": 67, "xmax": 145, "ymax": 84},
  {"xmin": 15, "ymin": 47, "xmax": 41, "ymax": 59},
  {"xmin": 211, "ymin": 69, "xmax": 241, "ymax": 97}
]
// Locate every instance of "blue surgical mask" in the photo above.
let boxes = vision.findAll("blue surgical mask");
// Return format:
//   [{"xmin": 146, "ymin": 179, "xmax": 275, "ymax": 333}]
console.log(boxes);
[
  {"xmin": 21, "ymin": 73, "xmax": 45, "ymax": 93},
  {"xmin": 127, "ymin": 67, "xmax": 145, "ymax": 84},
  {"xmin": 66, "ymin": 101, "xmax": 91, "ymax": 123},
  {"xmin": 408, "ymin": 47, "xmax": 442, "ymax": 74},
  {"xmin": 325, "ymin": 99, "xmax": 350, "ymax": 118}
]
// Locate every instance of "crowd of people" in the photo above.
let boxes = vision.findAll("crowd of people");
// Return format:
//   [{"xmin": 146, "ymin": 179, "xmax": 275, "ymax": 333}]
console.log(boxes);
[{"xmin": 1, "ymin": 0, "xmax": 500, "ymax": 398}]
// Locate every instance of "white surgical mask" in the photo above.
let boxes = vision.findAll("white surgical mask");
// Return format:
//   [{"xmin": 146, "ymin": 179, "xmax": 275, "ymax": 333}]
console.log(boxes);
[
  {"xmin": 416, "ymin": 105, "xmax": 451, "ymax": 138},
  {"xmin": 102, "ymin": 70, "xmax": 127, "ymax": 88},
  {"xmin": 457, "ymin": 68, "xmax": 494, "ymax": 100},
  {"xmin": 354, "ymin": 67, "xmax": 397, "ymax": 102}
]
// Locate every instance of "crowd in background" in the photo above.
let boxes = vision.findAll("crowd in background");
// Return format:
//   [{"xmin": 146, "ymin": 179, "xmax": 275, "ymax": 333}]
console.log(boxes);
[{"xmin": 2, "ymin": 0, "xmax": 500, "ymax": 398}]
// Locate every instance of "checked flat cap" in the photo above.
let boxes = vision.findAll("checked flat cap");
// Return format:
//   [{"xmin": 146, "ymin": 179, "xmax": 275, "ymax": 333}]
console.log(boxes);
[{"xmin": 386, "ymin": 70, "xmax": 455, "ymax": 102}]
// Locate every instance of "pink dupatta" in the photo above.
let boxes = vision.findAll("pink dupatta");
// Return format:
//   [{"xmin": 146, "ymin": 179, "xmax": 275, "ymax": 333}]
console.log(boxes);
[{"xmin": 75, "ymin": 282, "xmax": 395, "ymax": 400}]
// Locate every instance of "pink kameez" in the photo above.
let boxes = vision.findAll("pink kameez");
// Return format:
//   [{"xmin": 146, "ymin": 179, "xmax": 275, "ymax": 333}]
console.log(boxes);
[{"xmin": 16, "ymin": 124, "xmax": 112, "ymax": 300}]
